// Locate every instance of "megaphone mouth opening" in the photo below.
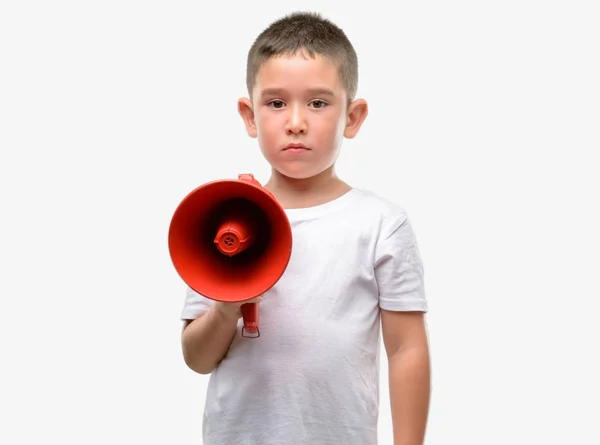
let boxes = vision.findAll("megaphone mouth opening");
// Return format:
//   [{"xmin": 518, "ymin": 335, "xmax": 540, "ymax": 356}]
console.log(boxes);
[{"xmin": 169, "ymin": 179, "xmax": 292, "ymax": 303}]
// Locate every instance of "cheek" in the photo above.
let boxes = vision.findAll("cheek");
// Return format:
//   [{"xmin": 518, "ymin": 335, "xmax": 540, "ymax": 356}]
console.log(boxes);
[
  {"xmin": 256, "ymin": 112, "xmax": 279, "ymax": 136},
  {"xmin": 256, "ymin": 121, "xmax": 281, "ymax": 156},
  {"xmin": 314, "ymin": 115, "xmax": 344, "ymax": 141},
  {"xmin": 257, "ymin": 122, "xmax": 278, "ymax": 144}
]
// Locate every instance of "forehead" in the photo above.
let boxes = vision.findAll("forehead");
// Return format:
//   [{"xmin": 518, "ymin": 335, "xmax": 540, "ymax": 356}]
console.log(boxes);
[{"xmin": 254, "ymin": 53, "xmax": 345, "ymax": 98}]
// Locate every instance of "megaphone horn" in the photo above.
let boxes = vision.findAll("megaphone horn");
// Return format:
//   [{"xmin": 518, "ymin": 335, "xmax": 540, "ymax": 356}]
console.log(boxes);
[{"xmin": 168, "ymin": 174, "xmax": 293, "ymax": 338}]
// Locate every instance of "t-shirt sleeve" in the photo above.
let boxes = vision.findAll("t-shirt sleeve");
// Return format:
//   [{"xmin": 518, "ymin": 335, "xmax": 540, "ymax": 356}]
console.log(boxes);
[
  {"xmin": 180, "ymin": 286, "xmax": 215, "ymax": 320},
  {"xmin": 374, "ymin": 211, "xmax": 428, "ymax": 312}
]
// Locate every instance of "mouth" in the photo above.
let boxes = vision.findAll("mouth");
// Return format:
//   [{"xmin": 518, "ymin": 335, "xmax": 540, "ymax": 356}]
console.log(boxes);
[{"xmin": 283, "ymin": 143, "xmax": 310, "ymax": 151}]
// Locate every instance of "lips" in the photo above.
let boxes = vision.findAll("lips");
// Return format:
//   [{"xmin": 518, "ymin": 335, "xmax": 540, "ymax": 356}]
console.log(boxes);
[{"xmin": 284, "ymin": 143, "xmax": 310, "ymax": 151}]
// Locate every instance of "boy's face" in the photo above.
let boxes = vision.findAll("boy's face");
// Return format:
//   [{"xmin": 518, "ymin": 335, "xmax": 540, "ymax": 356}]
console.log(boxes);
[{"xmin": 238, "ymin": 52, "xmax": 367, "ymax": 180}]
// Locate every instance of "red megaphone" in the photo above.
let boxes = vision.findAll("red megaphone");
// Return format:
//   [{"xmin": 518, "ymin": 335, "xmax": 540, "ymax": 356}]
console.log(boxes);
[{"xmin": 168, "ymin": 173, "xmax": 292, "ymax": 338}]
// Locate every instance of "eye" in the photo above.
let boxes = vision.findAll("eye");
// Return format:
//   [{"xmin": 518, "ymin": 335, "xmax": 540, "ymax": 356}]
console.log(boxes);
[
  {"xmin": 310, "ymin": 100, "xmax": 327, "ymax": 109},
  {"xmin": 268, "ymin": 100, "xmax": 285, "ymax": 109}
]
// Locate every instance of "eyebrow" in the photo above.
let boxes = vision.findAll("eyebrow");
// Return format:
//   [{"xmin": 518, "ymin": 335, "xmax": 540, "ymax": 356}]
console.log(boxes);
[{"xmin": 259, "ymin": 87, "xmax": 336, "ymax": 98}]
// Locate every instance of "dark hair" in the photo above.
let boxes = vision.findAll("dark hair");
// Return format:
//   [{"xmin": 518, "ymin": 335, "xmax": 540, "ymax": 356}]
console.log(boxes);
[{"xmin": 246, "ymin": 11, "xmax": 358, "ymax": 102}]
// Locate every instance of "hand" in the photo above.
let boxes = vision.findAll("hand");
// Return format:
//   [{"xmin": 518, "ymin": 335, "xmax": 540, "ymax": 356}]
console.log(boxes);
[{"xmin": 214, "ymin": 295, "xmax": 263, "ymax": 322}]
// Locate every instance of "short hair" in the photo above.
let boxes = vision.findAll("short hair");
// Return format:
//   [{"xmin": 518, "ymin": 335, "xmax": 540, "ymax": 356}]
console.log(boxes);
[{"xmin": 246, "ymin": 11, "xmax": 358, "ymax": 102}]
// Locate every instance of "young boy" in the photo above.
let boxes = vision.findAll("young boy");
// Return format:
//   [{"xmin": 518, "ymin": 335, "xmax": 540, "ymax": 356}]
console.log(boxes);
[{"xmin": 180, "ymin": 11, "xmax": 430, "ymax": 445}]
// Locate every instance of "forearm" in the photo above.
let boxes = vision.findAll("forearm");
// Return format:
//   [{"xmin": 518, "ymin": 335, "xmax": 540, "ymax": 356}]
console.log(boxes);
[
  {"xmin": 181, "ymin": 305, "xmax": 238, "ymax": 374},
  {"xmin": 389, "ymin": 346, "xmax": 431, "ymax": 445}
]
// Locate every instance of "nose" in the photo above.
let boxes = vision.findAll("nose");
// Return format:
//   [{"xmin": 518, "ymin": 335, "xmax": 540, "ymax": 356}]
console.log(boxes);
[{"xmin": 285, "ymin": 103, "xmax": 307, "ymax": 135}]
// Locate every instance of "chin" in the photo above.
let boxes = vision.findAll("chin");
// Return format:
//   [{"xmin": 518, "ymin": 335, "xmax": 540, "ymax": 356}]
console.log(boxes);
[
  {"xmin": 273, "ymin": 165, "xmax": 329, "ymax": 181},
  {"xmin": 275, "ymin": 170, "xmax": 313, "ymax": 180}
]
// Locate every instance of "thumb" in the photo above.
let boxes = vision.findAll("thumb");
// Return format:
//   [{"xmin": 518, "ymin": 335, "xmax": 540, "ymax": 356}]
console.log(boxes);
[{"xmin": 245, "ymin": 295, "xmax": 263, "ymax": 305}]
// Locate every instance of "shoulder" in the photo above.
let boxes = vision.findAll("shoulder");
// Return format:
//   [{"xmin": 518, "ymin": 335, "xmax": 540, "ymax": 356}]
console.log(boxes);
[
  {"xmin": 347, "ymin": 188, "xmax": 422, "ymax": 250},
  {"xmin": 349, "ymin": 187, "xmax": 409, "ymax": 224}
]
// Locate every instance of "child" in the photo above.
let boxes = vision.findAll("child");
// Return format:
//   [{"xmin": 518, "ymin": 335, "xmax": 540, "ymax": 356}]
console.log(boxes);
[{"xmin": 180, "ymin": 11, "xmax": 430, "ymax": 445}]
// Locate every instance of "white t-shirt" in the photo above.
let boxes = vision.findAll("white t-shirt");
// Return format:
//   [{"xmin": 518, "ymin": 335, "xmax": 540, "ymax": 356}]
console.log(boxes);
[{"xmin": 181, "ymin": 187, "xmax": 427, "ymax": 445}]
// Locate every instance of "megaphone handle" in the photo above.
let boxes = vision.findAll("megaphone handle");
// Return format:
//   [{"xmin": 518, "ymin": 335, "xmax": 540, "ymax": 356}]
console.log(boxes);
[
  {"xmin": 238, "ymin": 173, "xmax": 277, "ymax": 200},
  {"xmin": 241, "ymin": 302, "xmax": 260, "ymax": 338},
  {"xmin": 238, "ymin": 173, "xmax": 261, "ymax": 187}
]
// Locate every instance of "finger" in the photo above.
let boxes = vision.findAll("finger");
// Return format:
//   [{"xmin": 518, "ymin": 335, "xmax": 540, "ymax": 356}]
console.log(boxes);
[{"xmin": 245, "ymin": 295, "xmax": 263, "ymax": 304}]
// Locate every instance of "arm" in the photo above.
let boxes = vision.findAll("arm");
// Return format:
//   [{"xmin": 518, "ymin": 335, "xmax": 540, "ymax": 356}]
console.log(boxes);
[
  {"xmin": 381, "ymin": 309, "xmax": 431, "ymax": 445},
  {"xmin": 181, "ymin": 295, "xmax": 263, "ymax": 374},
  {"xmin": 181, "ymin": 304, "xmax": 238, "ymax": 374}
]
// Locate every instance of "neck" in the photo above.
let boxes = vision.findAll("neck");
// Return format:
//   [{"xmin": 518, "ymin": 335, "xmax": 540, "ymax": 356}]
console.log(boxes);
[{"xmin": 264, "ymin": 166, "xmax": 351, "ymax": 209}]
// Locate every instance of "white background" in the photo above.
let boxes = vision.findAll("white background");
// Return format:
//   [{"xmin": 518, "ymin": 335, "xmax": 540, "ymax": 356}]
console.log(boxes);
[{"xmin": 1, "ymin": 1, "xmax": 599, "ymax": 444}]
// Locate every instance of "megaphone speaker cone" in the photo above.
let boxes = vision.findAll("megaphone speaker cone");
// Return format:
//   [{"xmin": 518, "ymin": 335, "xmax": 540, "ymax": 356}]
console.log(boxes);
[{"xmin": 168, "ymin": 174, "xmax": 292, "ymax": 338}]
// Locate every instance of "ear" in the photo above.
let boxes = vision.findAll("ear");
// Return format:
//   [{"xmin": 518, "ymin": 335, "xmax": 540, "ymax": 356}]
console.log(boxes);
[
  {"xmin": 238, "ymin": 97, "xmax": 257, "ymax": 138},
  {"xmin": 344, "ymin": 98, "xmax": 368, "ymax": 139}
]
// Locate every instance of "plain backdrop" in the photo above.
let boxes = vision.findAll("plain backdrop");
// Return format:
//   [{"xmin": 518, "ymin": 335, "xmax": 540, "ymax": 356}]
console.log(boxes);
[{"xmin": 1, "ymin": 1, "xmax": 599, "ymax": 444}]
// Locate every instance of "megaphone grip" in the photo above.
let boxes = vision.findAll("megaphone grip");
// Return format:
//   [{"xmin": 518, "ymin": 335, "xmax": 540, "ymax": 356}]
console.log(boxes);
[{"xmin": 241, "ymin": 302, "xmax": 260, "ymax": 338}]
